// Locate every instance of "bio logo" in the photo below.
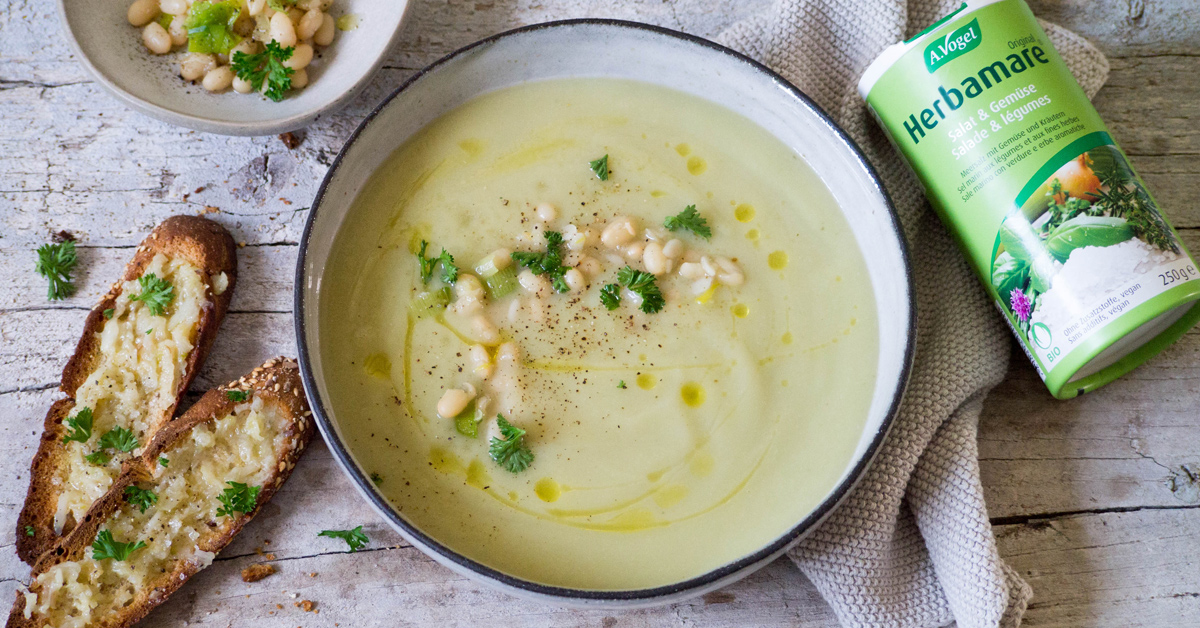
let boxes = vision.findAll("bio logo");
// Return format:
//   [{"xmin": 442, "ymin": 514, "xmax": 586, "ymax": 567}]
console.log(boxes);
[{"xmin": 924, "ymin": 18, "xmax": 981, "ymax": 72}]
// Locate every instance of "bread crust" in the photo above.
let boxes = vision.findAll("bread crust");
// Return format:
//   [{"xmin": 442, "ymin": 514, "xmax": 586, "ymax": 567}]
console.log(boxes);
[
  {"xmin": 7, "ymin": 359, "xmax": 313, "ymax": 628},
  {"xmin": 16, "ymin": 215, "xmax": 238, "ymax": 564}
]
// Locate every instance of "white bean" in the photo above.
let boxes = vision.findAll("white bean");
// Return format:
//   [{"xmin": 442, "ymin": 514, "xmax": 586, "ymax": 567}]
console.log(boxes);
[
  {"xmin": 283, "ymin": 43, "xmax": 313, "ymax": 70},
  {"xmin": 469, "ymin": 344, "xmax": 493, "ymax": 379},
  {"xmin": 678, "ymin": 262, "xmax": 705, "ymax": 280},
  {"xmin": 127, "ymin": 0, "xmax": 160, "ymax": 27},
  {"xmin": 643, "ymin": 242, "xmax": 668, "ymax": 275},
  {"xmin": 248, "ymin": 0, "xmax": 267, "ymax": 16},
  {"xmin": 623, "ymin": 243, "xmax": 644, "ymax": 263},
  {"xmin": 231, "ymin": 40, "xmax": 260, "ymax": 58},
  {"xmin": 142, "ymin": 22, "xmax": 172, "ymax": 54},
  {"xmin": 700, "ymin": 256, "xmax": 718, "ymax": 277},
  {"xmin": 662, "ymin": 239, "xmax": 684, "ymax": 259},
  {"xmin": 179, "ymin": 53, "xmax": 216, "ymax": 81},
  {"xmin": 313, "ymin": 13, "xmax": 335, "ymax": 46},
  {"xmin": 451, "ymin": 275, "xmax": 486, "ymax": 315},
  {"xmin": 563, "ymin": 268, "xmax": 586, "ymax": 293},
  {"xmin": 269, "ymin": 11, "xmax": 298, "ymax": 47},
  {"xmin": 298, "ymin": 8, "xmax": 323, "ymax": 40},
  {"xmin": 232, "ymin": 76, "xmax": 255, "ymax": 93},
  {"xmin": 497, "ymin": 342, "xmax": 520, "ymax": 362},
  {"xmin": 535, "ymin": 202, "xmax": 558, "ymax": 222},
  {"xmin": 159, "ymin": 0, "xmax": 187, "ymax": 15},
  {"xmin": 518, "ymin": 270, "xmax": 550, "ymax": 296},
  {"xmin": 167, "ymin": 17, "xmax": 187, "ymax": 46},
  {"xmin": 290, "ymin": 68, "xmax": 308, "ymax": 89},
  {"xmin": 470, "ymin": 315, "xmax": 500, "ymax": 345},
  {"xmin": 715, "ymin": 257, "xmax": 745, "ymax": 286},
  {"xmin": 286, "ymin": 7, "xmax": 304, "ymax": 23},
  {"xmin": 437, "ymin": 386, "xmax": 476, "ymax": 419},
  {"xmin": 202, "ymin": 66, "xmax": 234, "ymax": 92},
  {"xmin": 577, "ymin": 256, "xmax": 602, "ymax": 277},
  {"xmin": 601, "ymin": 216, "xmax": 638, "ymax": 247}
]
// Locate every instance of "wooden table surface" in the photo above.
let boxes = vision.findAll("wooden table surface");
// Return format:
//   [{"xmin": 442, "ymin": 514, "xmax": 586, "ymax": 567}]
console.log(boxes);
[{"xmin": 2, "ymin": 1, "xmax": 1197, "ymax": 626}]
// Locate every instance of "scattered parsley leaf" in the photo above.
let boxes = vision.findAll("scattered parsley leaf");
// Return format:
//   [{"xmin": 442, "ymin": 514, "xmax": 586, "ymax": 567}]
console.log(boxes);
[
  {"xmin": 36, "ymin": 240, "xmax": 78, "ymax": 301},
  {"xmin": 266, "ymin": 0, "xmax": 295, "ymax": 10},
  {"xmin": 226, "ymin": 389, "xmax": 251, "ymax": 402},
  {"xmin": 319, "ymin": 526, "xmax": 369, "ymax": 551},
  {"xmin": 62, "ymin": 407, "xmax": 94, "ymax": 444},
  {"xmin": 617, "ymin": 380, "xmax": 627, "ymax": 389},
  {"xmin": 23, "ymin": 526, "xmax": 34, "ymax": 537},
  {"xmin": 589, "ymin": 154, "xmax": 610, "ymax": 181},
  {"xmin": 663, "ymin": 205, "xmax": 712, "ymax": 240},
  {"xmin": 369, "ymin": 472, "xmax": 383, "ymax": 485},
  {"xmin": 124, "ymin": 485, "xmax": 158, "ymax": 514},
  {"xmin": 489, "ymin": 415, "xmax": 533, "ymax": 474},
  {"xmin": 511, "ymin": 231, "xmax": 571, "ymax": 293},
  {"xmin": 85, "ymin": 451, "xmax": 110, "ymax": 465},
  {"xmin": 616, "ymin": 266, "xmax": 665, "ymax": 314},
  {"xmin": 145, "ymin": 328, "xmax": 153, "ymax": 335},
  {"xmin": 438, "ymin": 249, "xmax": 458, "ymax": 284},
  {"xmin": 92, "ymin": 530, "xmax": 146, "ymax": 562},
  {"xmin": 103, "ymin": 308, "xmax": 115, "ymax": 320},
  {"xmin": 599, "ymin": 283, "xmax": 621, "ymax": 310},
  {"xmin": 231, "ymin": 41, "xmax": 295, "ymax": 102},
  {"xmin": 216, "ymin": 481, "xmax": 261, "ymax": 517},
  {"xmin": 159, "ymin": 457, "xmax": 170, "ymax": 467},
  {"xmin": 416, "ymin": 240, "xmax": 435, "ymax": 283},
  {"xmin": 184, "ymin": 0, "xmax": 242, "ymax": 55},
  {"xmin": 97, "ymin": 427, "xmax": 139, "ymax": 453},
  {"xmin": 129, "ymin": 273, "xmax": 175, "ymax": 317}
]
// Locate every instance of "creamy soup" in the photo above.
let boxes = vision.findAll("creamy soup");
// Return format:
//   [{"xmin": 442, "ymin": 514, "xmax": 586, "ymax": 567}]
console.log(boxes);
[{"xmin": 319, "ymin": 79, "xmax": 878, "ymax": 590}]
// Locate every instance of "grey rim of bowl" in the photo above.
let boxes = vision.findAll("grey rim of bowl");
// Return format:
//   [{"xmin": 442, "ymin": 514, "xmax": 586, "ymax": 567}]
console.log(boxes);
[
  {"xmin": 55, "ymin": 0, "xmax": 411, "ymax": 135},
  {"xmin": 294, "ymin": 18, "xmax": 916, "ymax": 602}
]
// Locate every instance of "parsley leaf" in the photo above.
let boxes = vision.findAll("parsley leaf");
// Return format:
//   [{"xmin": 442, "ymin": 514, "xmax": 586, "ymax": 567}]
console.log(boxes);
[
  {"xmin": 159, "ymin": 457, "xmax": 170, "ymax": 467},
  {"xmin": 36, "ymin": 240, "xmax": 78, "ymax": 301},
  {"xmin": 226, "ymin": 389, "xmax": 251, "ymax": 402},
  {"xmin": 489, "ymin": 415, "xmax": 533, "ymax": 474},
  {"xmin": 616, "ymin": 266, "xmax": 665, "ymax": 314},
  {"xmin": 92, "ymin": 529, "xmax": 146, "ymax": 562},
  {"xmin": 318, "ymin": 526, "xmax": 369, "ymax": 552},
  {"xmin": 599, "ymin": 283, "xmax": 621, "ymax": 310},
  {"xmin": 62, "ymin": 407, "xmax": 94, "ymax": 444},
  {"xmin": 438, "ymin": 249, "xmax": 458, "ymax": 284},
  {"xmin": 85, "ymin": 451, "xmax": 110, "ymax": 466},
  {"xmin": 124, "ymin": 485, "xmax": 158, "ymax": 514},
  {"xmin": 663, "ymin": 205, "xmax": 711, "ymax": 240},
  {"xmin": 23, "ymin": 526, "xmax": 34, "ymax": 537},
  {"xmin": 369, "ymin": 472, "xmax": 383, "ymax": 485},
  {"xmin": 511, "ymin": 231, "xmax": 571, "ymax": 293},
  {"xmin": 617, "ymin": 380, "xmax": 627, "ymax": 389},
  {"xmin": 231, "ymin": 41, "xmax": 295, "ymax": 102},
  {"xmin": 184, "ymin": 0, "xmax": 242, "ymax": 55},
  {"xmin": 98, "ymin": 427, "xmax": 140, "ymax": 453},
  {"xmin": 103, "ymin": 308, "xmax": 115, "ymax": 319},
  {"xmin": 589, "ymin": 154, "xmax": 610, "ymax": 181},
  {"xmin": 129, "ymin": 273, "xmax": 175, "ymax": 317},
  {"xmin": 216, "ymin": 481, "xmax": 261, "ymax": 517},
  {"xmin": 266, "ymin": 0, "xmax": 295, "ymax": 10}
]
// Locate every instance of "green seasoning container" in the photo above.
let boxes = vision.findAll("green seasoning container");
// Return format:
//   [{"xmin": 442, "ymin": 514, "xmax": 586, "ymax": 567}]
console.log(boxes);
[{"xmin": 859, "ymin": 0, "xmax": 1200, "ymax": 399}]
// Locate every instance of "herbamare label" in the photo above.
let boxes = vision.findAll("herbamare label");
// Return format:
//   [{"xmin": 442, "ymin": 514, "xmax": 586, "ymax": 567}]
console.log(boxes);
[{"xmin": 864, "ymin": 0, "xmax": 1200, "ymax": 396}]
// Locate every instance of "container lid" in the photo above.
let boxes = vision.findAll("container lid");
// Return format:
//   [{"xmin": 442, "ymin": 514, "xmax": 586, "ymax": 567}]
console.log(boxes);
[{"xmin": 856, "ymin": 0, "xmax": 1006, "ymax": 99}]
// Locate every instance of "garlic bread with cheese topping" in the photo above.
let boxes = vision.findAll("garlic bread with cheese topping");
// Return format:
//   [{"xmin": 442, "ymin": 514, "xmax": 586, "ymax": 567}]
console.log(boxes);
[
  {"xmin": 8, "ymin": 358, "xmax": 313, "ymax": 628},
  {"xmin": 17, "ymin": 216, "xmax": 237, "ymax": 564}
]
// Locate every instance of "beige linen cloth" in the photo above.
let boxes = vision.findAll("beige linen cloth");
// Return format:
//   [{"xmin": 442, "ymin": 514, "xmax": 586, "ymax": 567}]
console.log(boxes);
[{"xmin": 718, "ymin": 2, "xmax": 1109, "ymax": 627}]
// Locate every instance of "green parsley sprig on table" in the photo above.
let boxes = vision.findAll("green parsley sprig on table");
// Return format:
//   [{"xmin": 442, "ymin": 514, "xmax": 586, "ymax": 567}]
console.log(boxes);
[
  {"xmin": 663, "ymin": 205, "xmax": 712, "ymax": 240},
  {"xmin": 231, "ymin": 41, "xmax": 295, "ymax": 103},
  {"xmin": 124, "ymin": 485, "xmax": 158, "ymax": 514},
  {"xmin": 216, "ymin": 481, "xmax": 261, "ymax": 517},
  {"xmin": 92, "ymin": 529, "xmax": 146, "ymax": 562},
  {"xmin": 318, "ymin": 526, "xmax": 369, "ymax": 552},
  {"xmin": 512, "ymin": 231, "xmax": 572, "ymax": 293},
  {"xmin": 36, "ymin": 240, "xmax": 78, "ymax": 301},
  {"xmin": 616, "ymin": 266, "xmax": 665, "ymax": 314},
  {"xmin": 489, "ymin": 415, "xmax": 533, "ymax": 474},
  {"xmin": 129, "ymin": 273, "xmax": 175, "ymax": 317},
  {"xmin": 61, "ymin": 407, "xmax": 94, "ymax": 444}
]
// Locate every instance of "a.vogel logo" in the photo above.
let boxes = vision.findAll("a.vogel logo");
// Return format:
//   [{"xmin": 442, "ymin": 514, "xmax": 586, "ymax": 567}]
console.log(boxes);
[{"xmin": 924, "ymin": 18, "xmax": 981, "ymax": 72}]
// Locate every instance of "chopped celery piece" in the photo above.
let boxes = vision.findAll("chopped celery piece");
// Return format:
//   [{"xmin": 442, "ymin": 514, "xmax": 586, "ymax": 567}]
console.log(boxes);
[
  {"xmin": 484, "ymin": 266, "xmax": 518, "ymax": 299},
  {"xmin": 156, "ymin": 14, "xmax": 174, "ymax": 29},
  {"xmin": 454, "ymin": 402, "xmax": 478, "ymax": 438},
  {"xmin": 185, "ymin": 0, "xmax": 242, "ymax": 55},
  {"xmin": 474, "ymin": 256, "xmax": 501, "ymax": 278},
  {"xmin": 409, "ymin": 287, "xmax": 452, "ymax": 319}
]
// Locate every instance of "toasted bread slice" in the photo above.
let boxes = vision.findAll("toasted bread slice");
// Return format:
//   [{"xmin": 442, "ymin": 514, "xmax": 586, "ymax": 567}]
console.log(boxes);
[
  {"xmin": 8, "ymin": 358, "xmax": 313, "ymax": 628},
  {"xmin": 17, "ymin": 216, "xmax": 237, "ymax": 563}
]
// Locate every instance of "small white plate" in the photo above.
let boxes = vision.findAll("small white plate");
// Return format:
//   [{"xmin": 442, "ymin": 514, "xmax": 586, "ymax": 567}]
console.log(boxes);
[{"xmin": 58, "ymin": 0, "xmax": 411, "ymax": 135}]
